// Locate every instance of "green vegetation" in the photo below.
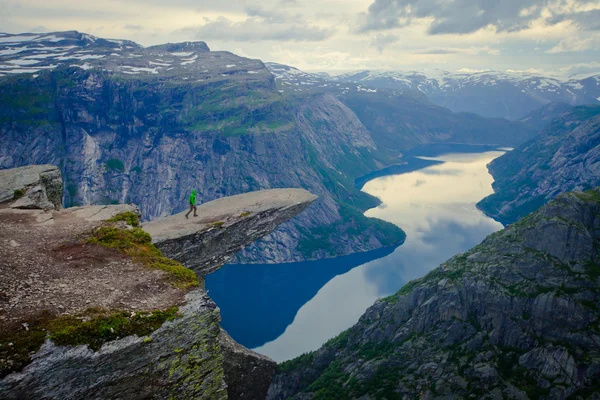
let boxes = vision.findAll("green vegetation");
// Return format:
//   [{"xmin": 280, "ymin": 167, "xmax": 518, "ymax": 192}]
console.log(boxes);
[
  {"xmin": 306, "ymin": 361, "xmax": 351, "ymax": 399},
  {"xmin": 87, "ymin": 225, "xmax": 198, "ymax": 289},
  {"xmin": 240, "ymin": 211, "xmax": 252, "ymax": 217},
  {"xmin": 279, "ymin": 352, "xmax": 315, "ymax": 373},
  {"xmin": 13, "ymin": 189, "xmax": 25, "ymax": 200},
  {"xmin": 210, "ymin": 221, "xmax": 225, "ymax": 228},
  {"xmin": 108, "ymin": 211, "xmax": 141, "ymax": 227},
  {"xmin": 49, "ymin": 307, "xmax": 179, "ymax": 349},
  {"xmin": 0, "ymin": 307, "xmax": 178, "ymax": 379},
  {"xmin": 297, "ymin": 204, "xmax": 406, "ymax": 258},
  {"xmin": 130, "ymin": 166, "xmax": 143, "ymax": 174},
  {"xmin": 105, "ymin": 158, "xmax": 125, "ymax": 172}
]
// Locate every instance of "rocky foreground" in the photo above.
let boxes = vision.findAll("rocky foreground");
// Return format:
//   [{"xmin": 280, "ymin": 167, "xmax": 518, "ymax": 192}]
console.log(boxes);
[
  {"xmin": 0, "ymin": 165, "xmax": 316, "ymax": 399},
  {"xmin": 269, "ymin": 188, "xmax": 600, "ymax": 399}
]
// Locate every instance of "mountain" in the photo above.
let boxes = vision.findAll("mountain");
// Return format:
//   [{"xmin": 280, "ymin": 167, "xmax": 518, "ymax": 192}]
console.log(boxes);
[
  {"xmin": 328, "ymin": 70, "xmax": 600, "ymax": 120},
  {"xmin": 478, "ymin": 105, "xmax": 600, "ymax": 224},
  {"xmin": 266, "ymin": 63, "xmax": 536, "ymax": 154},
  {"xmin": 0, "ymin": 31, "xmax": 532, "ymax": 263},
  {"xmin": 0, "ymin": 31, "xmax": 409, "ymax": 263},
  {"xmin": 268, "ymin": 188, "xmax": 600, "ymax": 399}
]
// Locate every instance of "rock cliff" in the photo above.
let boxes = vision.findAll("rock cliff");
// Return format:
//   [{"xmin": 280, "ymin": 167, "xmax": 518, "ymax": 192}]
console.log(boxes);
[
  {"xmin": 0, "ymin": 165, "xmax": 316, "ymax": 399},
  {"xmin": 269, "ymin": 188, "xmax": 600, "ymax": 399},
  {"xmin": 478, "ymin": 105, "xmax": 600, "ymax": 224},
  {"xmin": 0, "ymin": 31, "xmax": 539, "ymax": 264}
]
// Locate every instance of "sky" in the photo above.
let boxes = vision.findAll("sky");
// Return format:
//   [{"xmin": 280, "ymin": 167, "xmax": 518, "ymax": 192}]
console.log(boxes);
[{"xmin": 1, "ymin": 0, "xmax": 599, "ymax": 76}]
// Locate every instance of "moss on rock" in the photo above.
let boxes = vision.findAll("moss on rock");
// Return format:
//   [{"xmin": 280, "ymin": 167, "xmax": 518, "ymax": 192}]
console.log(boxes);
[{"xmin": 86, "ymin": 225, "xmax": 199, "ymax": 289}]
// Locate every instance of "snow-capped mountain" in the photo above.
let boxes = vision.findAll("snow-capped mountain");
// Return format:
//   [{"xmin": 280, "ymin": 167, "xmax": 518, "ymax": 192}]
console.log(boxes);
[
  {"xmin": 331, "ymin": 70, "xmax": 600, "ymax": 120},
  {"xmin": 265, "ymin": 62, "xmax": 420, "ymax": 99},
  {"xmin": 0, "ymin": 31, "xmax": 269, "ymax": 83},
  {"xmin": 266, "ymin": 62, "xmax": 600, "ymax": 120}
]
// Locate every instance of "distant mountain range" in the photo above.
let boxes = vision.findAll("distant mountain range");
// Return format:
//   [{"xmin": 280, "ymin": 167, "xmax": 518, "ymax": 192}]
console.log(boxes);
[{"xmin": 266, "ymin": 63, "xmax": 600, "ymax": 120}]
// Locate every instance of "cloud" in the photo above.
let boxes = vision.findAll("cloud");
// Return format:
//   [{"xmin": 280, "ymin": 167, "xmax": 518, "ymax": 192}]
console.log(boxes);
[
  {"xmin": 413, "ymin": 46, "xmax": 499, "ymax": 56},
  {"xmin": 558, "ymin": 61, "xmax": 600, "ymax": 77},
  {"xmin": 356, "ymin": 0, "xmax": 600, "ymax": 35},
  {"xmin": 179, "ymin": 16, "xmax": 334, "ymax": 42},
  {"xmin": 124, "ymin": 24, "xmax": 144, "ymax": 31},
  {"xmin": 547, "ymin": 33, "xmax": 600, "ymax": 53},
  {"xmin": 244, "ymin": 6, "xmax": 301, "ymax": 24},
  {"xmin": 370, "ymin": 33, "xmax": 399, "ymax": 53}
]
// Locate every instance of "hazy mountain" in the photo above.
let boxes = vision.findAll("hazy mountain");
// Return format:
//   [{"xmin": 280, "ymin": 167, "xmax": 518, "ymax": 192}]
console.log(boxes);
[{"xmin": 269, "ymin": 65, "xmax": 600, "ymax": 120}]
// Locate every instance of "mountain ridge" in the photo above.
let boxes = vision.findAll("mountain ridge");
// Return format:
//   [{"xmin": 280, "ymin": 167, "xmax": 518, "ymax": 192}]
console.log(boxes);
[{"xmin": 268, "ymin": 187, "xmax": 600, "ymax": 399}]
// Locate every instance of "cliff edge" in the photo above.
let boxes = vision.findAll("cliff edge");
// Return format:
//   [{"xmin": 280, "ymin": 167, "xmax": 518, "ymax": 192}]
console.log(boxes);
[{"xmin": 0, "ymin": 165, "xmax": 316, "ymax": 399}]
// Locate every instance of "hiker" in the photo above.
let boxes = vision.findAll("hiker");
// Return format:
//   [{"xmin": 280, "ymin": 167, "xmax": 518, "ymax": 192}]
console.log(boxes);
[{"xmin": 185, "ymin": 190, "xmax": 198, "ymax": 219}]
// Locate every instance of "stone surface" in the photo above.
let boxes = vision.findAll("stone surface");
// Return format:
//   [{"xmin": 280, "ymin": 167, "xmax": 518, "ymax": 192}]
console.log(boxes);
[
  {"xmin": 0, "ymin": 31, "xmax": 539, "ymax": 264},
  {"xmin": 1, "ymin": 290, "xmax": 227, "ymax": 400},
  {"xmin": 144, "ymin": 188, "xmax": 318, "ymax": 275},
  {"xmin": 219, "ymin": 329, "xmax": 277, "ymax": 400},
  {"xmin": 478, "ymin": 105, "xmax": 600, "ymax": 224},
  {"xmin": 0, "ymin": 165, "xmax": 315, "ymax": 399},
  {"xmin": 0, "ymin": 165, "xmax": 62, "ymax": 210},
  {"xmin": 270, "ymin": 188, "xmax": 600, "ymax": 399}
]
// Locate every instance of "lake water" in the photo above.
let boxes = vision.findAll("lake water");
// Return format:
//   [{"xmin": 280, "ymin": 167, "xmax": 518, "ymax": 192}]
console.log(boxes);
[{"xmin": 206, "ymin": 149, "xmax": 506, "ymax": 362}]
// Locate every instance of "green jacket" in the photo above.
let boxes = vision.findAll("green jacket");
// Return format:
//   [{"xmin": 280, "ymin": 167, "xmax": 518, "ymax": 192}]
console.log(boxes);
[{"xmin": 189, "ymin": 190, "xmax": 197, "ymax": 205}]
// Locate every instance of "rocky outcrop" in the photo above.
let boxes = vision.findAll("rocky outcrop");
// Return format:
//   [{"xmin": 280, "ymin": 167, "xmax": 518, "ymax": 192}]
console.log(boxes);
[
  {"xmin": 478, "ymin": 104, "xmax": 600, "ymax": 224},
  {"xmin": 0, "ymin": 31, "xmax": 541, "ymax": 264},
  {"xmin": 1, "ymin": 291, "xmax": 227, "ymax": 400},
  {"xmin": 270, "ymin": 188, "xmax": 600, "ymax": 399},
  {"xmin": 0, "ymin": 165, "xmax": 314, "ymax": 399},
  {"xmin": 219, "ymin": 329, "xmax": 278, "ymax": 400},
  {"xmin": 145, "ymin": 189, "xmax": 317, "ymax": 275},
  {"xmin": 0, "ymin": 164, "xmax": 62, "ymax": 210}
]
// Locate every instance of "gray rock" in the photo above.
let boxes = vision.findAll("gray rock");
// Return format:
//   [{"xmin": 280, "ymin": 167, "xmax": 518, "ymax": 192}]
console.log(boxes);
[
  {"xmin": 145, "ymin": 188, "xmax": 317, "ymax": 275},
  {"xmin": 478, "ymin": 105, "xmax": 600, "ymax": 224},
  {"xmin": 269, "ymin": 188, "xmax": 600, "ymax": 399},
  {"xmin": 0, "ymin": 165, "xmax": 62, "ymax": 210},
  {"xmin": 0, "ymin": 166, "xmax": 315, "ymax": 399},
  {"xmin": 1, "ymin": 290, "xmax": 227, "ymax": 400},
  {"xmin": 219, "ymin": 329, "xmax": 277, "ymax": 400}
]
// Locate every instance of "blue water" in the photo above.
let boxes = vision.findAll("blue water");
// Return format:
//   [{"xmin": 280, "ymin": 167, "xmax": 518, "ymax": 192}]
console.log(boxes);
[{"xmin": 206, "ymin": 149, "xmax": 505, "ymax": 362}]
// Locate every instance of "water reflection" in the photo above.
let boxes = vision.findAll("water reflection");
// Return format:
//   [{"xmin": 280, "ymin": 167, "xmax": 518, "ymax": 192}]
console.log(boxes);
[
  {"xmin": 207, "ymin": 150, "xmax": 505, "ymax": 362},
  {"xmin": 205, "ymin": 246, "xmax": 396, "ymax": 349}
]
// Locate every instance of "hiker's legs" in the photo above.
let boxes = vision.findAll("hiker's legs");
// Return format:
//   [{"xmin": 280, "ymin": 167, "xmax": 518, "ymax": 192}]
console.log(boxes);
[
  {"xmin": 193, "ymin": 205, "xmax": 198, "ymax": 216},
  {"xmin": 185, "ymin": 204, "xmax": 193, "ymax": 218}
]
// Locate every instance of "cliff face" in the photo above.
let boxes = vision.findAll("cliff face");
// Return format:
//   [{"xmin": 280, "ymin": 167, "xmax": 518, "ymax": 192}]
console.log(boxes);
[
  {"xmin": 0, "ymin": 53, "xmax": 403, "ymax": 262},
  {"xmin": 478, "ymin": 105, "xmax": 600, "ymax": 224},
  {"xmin": 0, "ymin": 165, "xmax": 316, "ymax": 399},
  {"xmin": 269, "ymin": 189, "xmax": 600, "ymax": 399},
  {"xmin": 0, "ymin": 31, "xmax": 542, "ymax": 264}
]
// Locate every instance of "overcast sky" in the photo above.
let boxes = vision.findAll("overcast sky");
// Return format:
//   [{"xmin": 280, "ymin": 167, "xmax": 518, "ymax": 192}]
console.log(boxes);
[{"xmin": 1, "ymin": 0, "xmax": 599, "ymax": 76}]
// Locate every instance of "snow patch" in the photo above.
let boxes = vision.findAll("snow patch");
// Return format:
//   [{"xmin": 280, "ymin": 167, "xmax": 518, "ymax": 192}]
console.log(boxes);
[
  {"xmin": 247, "ymin": 71, "xmax": 258, "ymax": 74},
  {"xmin": 0, "ymin": 47, "xmax": 28, "ymax": 56},
  {"xmin": 33, "ymin": 35, "xmax": 66, "ymax": 42},
  {"xmin": 121, "ymin": 66, "xmax": 159, "ymax": 74},
  {"xmin": 226, "ymin": 64, "xmax": 236, "ymax": 68},
  {"xmin": 170, "ymin": 51, "xmax": 194, "ymax": 57},
  {"xmin": 7, "ymin": 59, "xmax": 40, "ymax": 66},
  {"xmin": 149, "ymin": 61, "xmax": 171, "ymax": 67}
]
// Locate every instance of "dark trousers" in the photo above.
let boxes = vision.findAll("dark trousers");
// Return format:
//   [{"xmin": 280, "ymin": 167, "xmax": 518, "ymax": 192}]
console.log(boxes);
[{"xmin": 186, "ymin": 204, "xmax": 197, "ymax": 218}]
